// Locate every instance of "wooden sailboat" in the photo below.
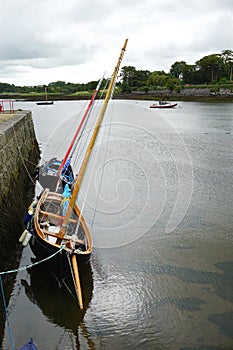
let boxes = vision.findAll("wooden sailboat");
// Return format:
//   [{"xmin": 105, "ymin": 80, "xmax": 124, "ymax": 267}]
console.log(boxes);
[
  {"xmin": 36, "ymin": 87, "xmax": 54, "ymax": 105},
  {"xmin": 23, "ymin": 39, "xmax": 128, "ymax": 309}
]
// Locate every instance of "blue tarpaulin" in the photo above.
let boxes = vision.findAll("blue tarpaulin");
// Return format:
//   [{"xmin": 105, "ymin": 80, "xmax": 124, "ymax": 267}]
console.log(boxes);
[
  {"xmin": 62, "ymin": 184, "xmax": 71, "ymax": 198},
  {"xmin": 20, "ymin": 338, "xmax": 38, "ymax": 350}
]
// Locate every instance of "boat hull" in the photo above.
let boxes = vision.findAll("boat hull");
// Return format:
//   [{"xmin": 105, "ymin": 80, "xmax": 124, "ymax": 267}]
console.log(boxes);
[
  {"xmin": 21, "ymin": 260, "xmax": 93, "ymax": 334},
  {"xmin": 150, "ymin": 102, "xmax": 177, "ymax": 108},
  {"xmin": 24, "ymin": 189, "xmax": 92, "ymax": 279},
  {"xmin": 36, "ymin": 101, "xmax": 54, "ymax": 105},
  {"xmin": 29, "ymin": 232, "xmax": 91, "ymax": 275}
]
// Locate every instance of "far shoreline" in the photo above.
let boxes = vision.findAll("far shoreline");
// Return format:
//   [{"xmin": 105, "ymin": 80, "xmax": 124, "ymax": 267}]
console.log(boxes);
[{"xmin": 1, "ymin": 92, "xmax": 233, "ymax": 103}]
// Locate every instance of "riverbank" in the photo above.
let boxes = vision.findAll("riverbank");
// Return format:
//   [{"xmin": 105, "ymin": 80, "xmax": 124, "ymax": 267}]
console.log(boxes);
[
  {"xmin": 1, "ymin": 92, "xmax": 233, "ymax": 103},
  {"xmin": 116, "ymin": 93, "xmax": 233, "ymax": 103}
]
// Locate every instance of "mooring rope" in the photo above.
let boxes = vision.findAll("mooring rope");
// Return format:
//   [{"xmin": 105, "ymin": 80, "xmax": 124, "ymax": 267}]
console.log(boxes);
[
  {"xmin": 0, "ymin": 246, "xmax": 65, "ymax": 276},
  {"xmin": 0, "ymin": 246, "xmax": 66, "ymax": 349},
  {"xmin": 0, "ymin": 276, "xmax": 15, "ymax": 350}
]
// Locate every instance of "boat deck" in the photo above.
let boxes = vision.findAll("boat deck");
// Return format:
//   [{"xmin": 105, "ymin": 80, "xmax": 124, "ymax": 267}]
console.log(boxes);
[{"xmin": 37, "ymin": 191, "xmax": 87, "ymax": 250}]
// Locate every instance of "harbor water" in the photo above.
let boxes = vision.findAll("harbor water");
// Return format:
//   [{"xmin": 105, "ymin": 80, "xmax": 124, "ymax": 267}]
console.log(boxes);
[{"xmin": 1, "ymin": 100, "xmax": 233, "ymax": 349}]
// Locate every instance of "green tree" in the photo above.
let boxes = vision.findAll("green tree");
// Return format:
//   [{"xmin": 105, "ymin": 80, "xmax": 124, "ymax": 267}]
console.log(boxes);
[
  {"xmin": 133, "ymin": 69, "xmax": 150, "ymax": 89},
  {"xmin": 221, "ymin": 49, "xmax": 233, "ymax": 81},
  {"xmin": 120, "ymin": 66, "xmax": 137, "ymax": 92},
  {"xmin": 196, "ymin": 54, "xmax": 226, "ymax": 83},
  {"xmin": 170, "ymin": 61, "xmax": 187, "ymax": 79},
  {"xmin": 0, "ymin": 82, "xmax": 17, "ymax": 93},
  {"xmin": 147, "ymin": 71, "xmax": 169, "ymax": 88},
  {"xmin": 48, "ymin": 81, "xmax": 67, "ymax": 93},
  {"xmin": 182, "ymin": 64, "xmax": 195, "ymax": 84}
]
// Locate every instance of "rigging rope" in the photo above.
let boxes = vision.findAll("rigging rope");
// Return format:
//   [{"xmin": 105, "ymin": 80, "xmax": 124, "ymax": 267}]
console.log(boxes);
[
  {"xmin": 70, "ymin": 79, "xmax": 110, "ymax": 174},
  {"xmin": 39, "ymin": 102, "xmax": 90, "ymax": 168},
  {"xmin": 68, "ymin": 77, "xmax": 108, "ymax": 172},
  {"xmin": 76, "ymin": 91, "xmax": 114, "ymax": 231},
  {"xmin": 72, "ymin": 103, "xmax": 102, "ymax": 176},
  {"xmin": 68, "ymin": 75, "xmax": 116, "ymax": 235},
  {"xmin": 70, "ymin": 84, "xmax": 109, "ymax": 174},
  {"xmin": 90, "ymin": 100, "xmax": 114, "ymax": 229}
]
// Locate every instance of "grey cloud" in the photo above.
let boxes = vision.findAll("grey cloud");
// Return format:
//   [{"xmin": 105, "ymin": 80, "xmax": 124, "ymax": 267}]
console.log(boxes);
[{"xmin": 0, "ymin": 0, "xmax": 233, "ymax": 85}]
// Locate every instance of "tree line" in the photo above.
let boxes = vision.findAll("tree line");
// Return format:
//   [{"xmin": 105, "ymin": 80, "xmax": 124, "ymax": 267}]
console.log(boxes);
[
  {"xmin": 120, "ymin": 49, "xmax": 233, "ymax": 93},
  {"xmin": 0, "ymin": 50, "xmax": 233, "ymax": 95}
]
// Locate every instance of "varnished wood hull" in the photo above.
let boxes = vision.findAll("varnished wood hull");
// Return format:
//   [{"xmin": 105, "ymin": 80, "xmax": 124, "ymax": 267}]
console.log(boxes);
[
  {"xmin": 28, "ymin": 189, "xmax": 92, "ymax": 277},
  {"xmin": 29, "ymin": 232, "xmax": 91, "ymax": 274}
]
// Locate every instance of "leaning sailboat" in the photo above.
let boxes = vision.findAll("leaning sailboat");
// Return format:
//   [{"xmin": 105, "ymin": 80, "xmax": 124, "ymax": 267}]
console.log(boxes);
[{"xmin": 22, "ymin": 39, "xmax": 128, "ymax": 309}]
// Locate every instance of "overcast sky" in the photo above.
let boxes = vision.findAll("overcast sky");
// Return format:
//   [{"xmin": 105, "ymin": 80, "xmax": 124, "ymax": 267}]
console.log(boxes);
[{"xmin": 0, "ymin": 0, "xmax": 233, "ymax": 86}]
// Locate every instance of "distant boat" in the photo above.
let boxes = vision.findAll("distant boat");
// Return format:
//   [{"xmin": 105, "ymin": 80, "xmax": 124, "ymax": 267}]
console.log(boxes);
[
  {"xmin": 150, "ymin": 101, "xmax": 177, "ymax": 109},
  {"xmin": 36, "ymin": 87, "xmax": 53, "ymax": 105},
  {"xmin": 36, "ymin": 100, "xmax": 53, "ymax": 105}
]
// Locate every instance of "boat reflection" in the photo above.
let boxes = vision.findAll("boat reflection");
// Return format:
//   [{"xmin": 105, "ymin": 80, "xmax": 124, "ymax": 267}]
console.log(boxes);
[{"xmin": 21, "ymin": 261, "xmax": 93, "ymax": 336}]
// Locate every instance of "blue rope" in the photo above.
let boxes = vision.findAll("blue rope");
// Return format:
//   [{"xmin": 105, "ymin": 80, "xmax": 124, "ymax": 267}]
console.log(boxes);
[
  {"xmin": 0, "ymin": 276, "xmax": 15, "ymax": 350},
  {"xmin": 0, "ymin": 246, "xmax": 66, "ymax": 350}
]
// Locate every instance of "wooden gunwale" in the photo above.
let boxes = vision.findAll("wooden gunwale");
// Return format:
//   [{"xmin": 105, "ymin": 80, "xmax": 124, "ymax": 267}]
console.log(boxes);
[
  {"xmin": 39, "ymin": 210, "xmax": 78, "ymax": 224},
  {"xmin": 34, "ymin": 189, "xmax": 92, "ymax": 252}
]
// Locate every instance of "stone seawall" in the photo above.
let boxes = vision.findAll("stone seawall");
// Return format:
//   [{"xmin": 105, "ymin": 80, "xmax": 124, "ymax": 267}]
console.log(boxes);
[
  {"xmin": 0, "ymin": 110, "xmax": 40, "ymax": 272},
  {"xmin": 0, "ymin": 110, "xmax": 40, "ymax": 348}
]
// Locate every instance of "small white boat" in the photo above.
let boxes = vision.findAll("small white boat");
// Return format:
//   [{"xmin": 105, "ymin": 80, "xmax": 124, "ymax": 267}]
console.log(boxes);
[{"xmin": 150, "ymin": 101, "xmax": 177, "ymax": 109}]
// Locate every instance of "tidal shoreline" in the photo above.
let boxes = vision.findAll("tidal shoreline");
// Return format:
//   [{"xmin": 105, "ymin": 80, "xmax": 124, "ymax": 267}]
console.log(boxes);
[{"xmin": 1, "ymin": 93, "xmax": 233, "ymax": 103}]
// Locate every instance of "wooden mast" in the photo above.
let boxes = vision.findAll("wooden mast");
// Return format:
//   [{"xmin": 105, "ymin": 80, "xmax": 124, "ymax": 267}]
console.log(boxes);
[
  {"xmin": 59, "ymin": 38, "xmax": 128, "ymax": 237},
  {"xmin": 45, "ymin": 87, "xmax": 48, "ymax": 102},
  {"xmin": 58, "ymin": 39, "xmax": 128, "ymax": 309}
]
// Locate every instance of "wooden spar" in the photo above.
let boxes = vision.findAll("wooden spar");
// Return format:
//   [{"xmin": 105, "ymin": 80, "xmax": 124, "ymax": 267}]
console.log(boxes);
[
  {"xmin": 71, "ymin": 254, "xmax": 83, "ymax": 310},
  {"xmin": 57, "ymin": 75, "xmax": 105, "ymax": 177},
  {"xmin": 59, "ymin": 38, "xmax": 128, "ymax": 237}
]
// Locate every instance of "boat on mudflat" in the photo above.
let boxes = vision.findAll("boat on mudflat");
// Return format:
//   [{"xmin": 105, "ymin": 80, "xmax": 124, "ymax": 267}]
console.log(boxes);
[
  {"xmin": 150, "ymin": 101, "xmax": 177, "ymax": 108},
  {"xmin": 21, "ymin": 39, "xmax": 128, "ymax": 310}
]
